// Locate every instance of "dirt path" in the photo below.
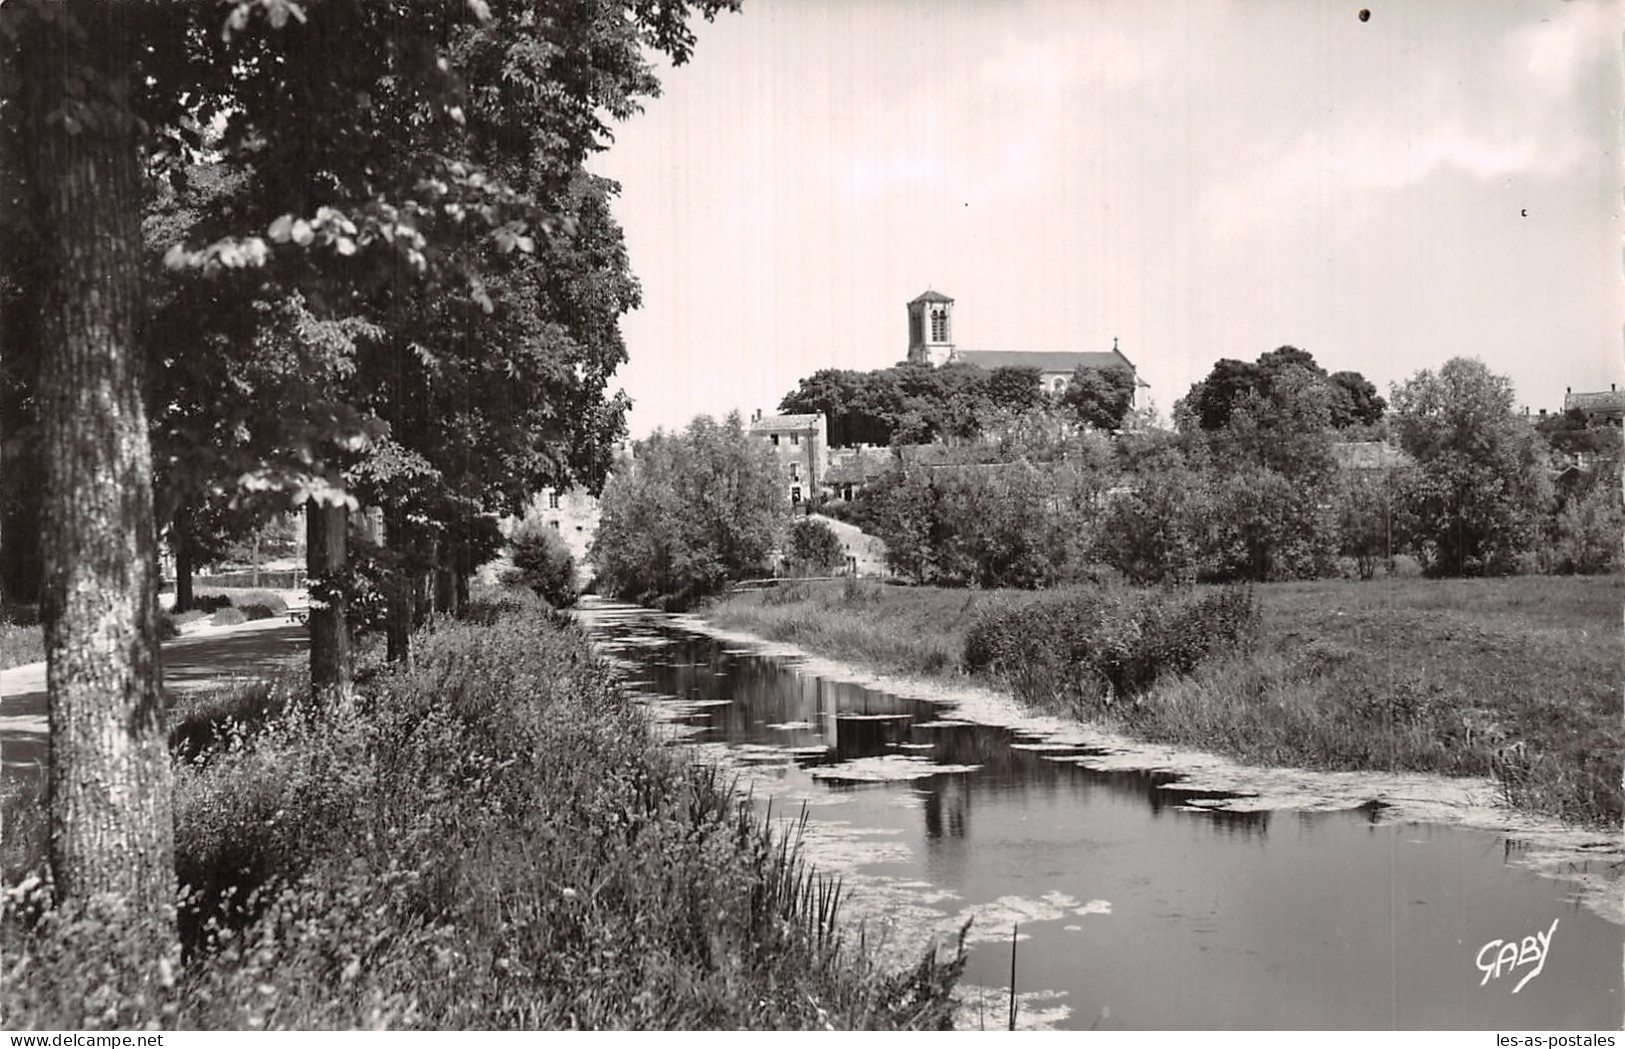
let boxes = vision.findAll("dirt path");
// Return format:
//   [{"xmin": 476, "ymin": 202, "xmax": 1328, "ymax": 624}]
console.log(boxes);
[{"xmin": 0, "ymin": 617, "xmax": 309, "ymax": 783}]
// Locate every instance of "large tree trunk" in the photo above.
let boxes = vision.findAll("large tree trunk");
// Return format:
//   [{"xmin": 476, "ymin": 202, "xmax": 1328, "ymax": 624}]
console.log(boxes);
[
  {"xmin": 22, "ymin": 2, "xmax": 175, "ymax": 929},
  {"xmin": 306, "ymin": 500, "xmax": 352, "ymax": 694}
]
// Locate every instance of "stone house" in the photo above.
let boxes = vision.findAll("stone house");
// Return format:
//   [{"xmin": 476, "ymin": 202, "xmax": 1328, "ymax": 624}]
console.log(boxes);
[
  {"xmin": 748, "ymin": 410, "xmax": 827, "ymax": 512},
  {"xmin": 1562, "ymin": 385, "xmax": 1625, "ymax": 427},
  {"xmin": 525, "ymin": 486, "xmax": 601, "ymax": 568},
  {"xmin": 822, "ymin": 445, "xmax": 895, "ymax": 502}
]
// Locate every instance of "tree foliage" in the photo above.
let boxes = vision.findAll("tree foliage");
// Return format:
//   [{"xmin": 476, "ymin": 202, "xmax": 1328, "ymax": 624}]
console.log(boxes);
[
  {"xmin": 780, "ymin": 361, "xmax": 1089, "ymax": 447},
  {"xmin": 1389, "ymin": 358, "xmax": 1552, "ymax": 576},
  {"xmin": 0, "ymin": 0, "xmax": 741, "ymax": 943},
  {"xmin": 786, "ymin": 518, "xmax": 845, "ymax": 575},
  {"xmin": 591, "ymin": 414, "xmax": 787, "ymax": 606},
  {"xmin": 1061, "ymin": 364, "xmax": 1135, "ymax": 430},
  {"xmin": 1178, "ymin": 346, "xmax": 1383, "ymax": 432},
  {"xmin": 508, "ymin": 516, "xmax": 579, "ymax": 607}
]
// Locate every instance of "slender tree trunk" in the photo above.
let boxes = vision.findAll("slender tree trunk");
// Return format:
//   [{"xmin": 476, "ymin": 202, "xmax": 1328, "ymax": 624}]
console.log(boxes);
[
  {"xmin": 433, "ymin": 569, "xmax": 456, "ymax": 617},
  {"xmin": 384, "ymin": 505, "xmax": 412, "ymax": 666},
  {"xmin": 22, "ymin": 2, "xmax": 175, "ymax": 929},
  {"xmin": 306, "ymin": 500, "xmax": 352, "ymax": 693},
  {"xmin": 455, "ymin": 571, "xmax": 470, "ymax": 617},
  {"xmin": 173, "ymin": 509, "xmax": 194, "ymax": 613}
]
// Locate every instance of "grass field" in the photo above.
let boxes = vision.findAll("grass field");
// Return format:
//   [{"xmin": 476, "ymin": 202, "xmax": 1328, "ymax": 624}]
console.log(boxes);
[
  {"xmin": 1, "ymin": 619, "xmax": 44, "ymax": 671},
  {"xmin": 704, "ymin": 575, "xmax": 1623, "ymax": 828}
]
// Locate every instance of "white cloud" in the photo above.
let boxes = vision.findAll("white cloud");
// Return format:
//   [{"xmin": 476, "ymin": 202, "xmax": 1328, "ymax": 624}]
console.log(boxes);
[{"xmin": 1202, "ymin": 4, "xmax": 1612, "ymax": 241}]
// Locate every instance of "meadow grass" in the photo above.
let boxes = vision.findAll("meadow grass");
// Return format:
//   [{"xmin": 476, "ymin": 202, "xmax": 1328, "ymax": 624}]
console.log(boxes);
[
  {"xmin": 1, "ymin": 619, "xmax": 44, "ymax": 670},
  {"xmin": 704, "ymin": 575, "xmax": 1623, "ymax": 828},
  {"xmin": 1, "ymin": 591, "xmax": 963, "ymax": 1030}
]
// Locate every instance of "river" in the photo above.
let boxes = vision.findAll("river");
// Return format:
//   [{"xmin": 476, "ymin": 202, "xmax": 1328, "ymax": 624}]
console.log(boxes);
[{"xmin": 573, "ymin": 597, "xmax": 1622, "ymax": 1031}]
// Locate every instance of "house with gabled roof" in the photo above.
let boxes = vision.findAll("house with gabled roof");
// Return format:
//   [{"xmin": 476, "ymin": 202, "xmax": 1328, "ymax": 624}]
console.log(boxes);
[
  {"xmin": 748, "ymin": 410, "xmax": 827, "ymax": 512},
  {"xmin": 1563, "ymin": 385, "xmax": 1624, "ymax": 427}
]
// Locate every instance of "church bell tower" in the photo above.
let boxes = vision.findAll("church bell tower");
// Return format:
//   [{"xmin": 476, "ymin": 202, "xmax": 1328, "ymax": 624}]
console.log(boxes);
[{"xmin": 906, "ymin": 290, "xmax": 955, "ymax": 366}]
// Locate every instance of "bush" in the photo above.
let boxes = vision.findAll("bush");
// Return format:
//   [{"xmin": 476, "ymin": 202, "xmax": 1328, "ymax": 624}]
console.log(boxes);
[
  {"xmin": 508, "ymin": 518, "xmax": 578, "ymax": 607},
  {"xmin": 3, "ymin": 605, "xmax": 965, "ymax": 1029},
  {"xmin": 1543, "ymin": 481, "xmax": 1623, "ymax": 575},
  {"xmin": 236, "ymin": 603, "xmax": 278, "ymax": 621},
  {"xmin": 212, "ymin": 607, "xmax": 247, "ymax": 627},
  {"xmin": 786, "ymin": 518, "xmax": 844, "ymax": 575},
  {"xmin": 964, "ymin": 586, "xmax": 1259, "ymax": 714},
  {"xmin": 191, "ymin": 589, "xmax": 287, "ymax": 615}
]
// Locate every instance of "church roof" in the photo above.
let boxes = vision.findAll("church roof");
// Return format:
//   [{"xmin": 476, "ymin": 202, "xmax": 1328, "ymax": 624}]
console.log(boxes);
[
  {"xmin": 955, "ymin": 349, "xmax": 1134, "ymax": 376},
  {"xmin": 908, "ymin": 289, "xmax": 954, "ymax": 305}
]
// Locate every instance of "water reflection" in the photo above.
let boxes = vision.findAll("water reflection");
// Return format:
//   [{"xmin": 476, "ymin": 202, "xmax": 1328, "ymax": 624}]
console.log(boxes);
[{"xmin": 578, "ymin": 601, "xmax": 1623, "ymax": 1031}]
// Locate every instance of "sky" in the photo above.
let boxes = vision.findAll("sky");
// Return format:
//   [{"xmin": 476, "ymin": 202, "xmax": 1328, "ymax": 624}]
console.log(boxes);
[{"xmin": 587, "ymin": 0, "xmax": 1623, "ymax": 438}]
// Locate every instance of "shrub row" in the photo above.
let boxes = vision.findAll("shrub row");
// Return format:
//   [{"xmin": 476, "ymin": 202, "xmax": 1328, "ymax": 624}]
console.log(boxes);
[{"xmin": 963, "ymin": 586, "xmax": 1259, "ymax": 714}]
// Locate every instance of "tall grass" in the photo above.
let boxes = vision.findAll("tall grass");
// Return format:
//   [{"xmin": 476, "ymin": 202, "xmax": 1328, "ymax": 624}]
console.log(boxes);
[
  {"xmin": 704, "ymin": 575, "xmax": 1622, "ymax": 828},
  {"xmin": 1, "ymin": 620, "xmax": 44, "ymax": 670},
  {"xmin": 3, "ymin": 593, "xmax": 963, "ymax": 1029}
]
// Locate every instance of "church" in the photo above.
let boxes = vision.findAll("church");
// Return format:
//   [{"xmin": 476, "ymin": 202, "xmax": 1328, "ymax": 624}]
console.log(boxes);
[{"xmin": 904, "ymin": 289, "xmax": 1146, "ymax": 406}]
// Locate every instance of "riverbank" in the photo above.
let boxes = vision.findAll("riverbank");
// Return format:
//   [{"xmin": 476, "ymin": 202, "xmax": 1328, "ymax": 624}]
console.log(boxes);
[
  {"xmin": 2, "ymin": 593, "xmax": 963, "ymax": 1029},
  {"xmin": 692, "ymin": 576, "xmax": 1624, "ymax": 923}
]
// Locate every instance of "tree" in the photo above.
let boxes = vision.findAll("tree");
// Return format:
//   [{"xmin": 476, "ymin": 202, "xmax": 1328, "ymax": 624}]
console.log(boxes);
[
  {"xmin": 1178, "ymin": 358, "xmax": 1262, "ymax": 431},
  {"xmin": 985, "ymin": 366, "xmax": 1045, "ymax": 416},
  {"xmin": 1179, "ymin": 347, "xmax": 1382, "ymax": 432},
  {"xmin": 1544, "ymin": 478, "xmax": 1623, "ymax": 575},
  {"xmin": 509, "ymin": 516, "xmax": 578, "ymax": 607},
  {"xmin": 2, "ymin": 0, "xmax": 741, "ymax": 947},
  {"xmin": 786, "ymin": 518, "xmax": 844, "ymax": 575},
  {"xmin": 1061, "ymin": 364, "xmax": 1135, "ymax": 430},
  {"xmin": 5, "ymin": 0, "xmax": 176, "ymax": 940},
  {"xmin": 1389, "ymin": 358, "xmax": 1552, "ymax": 576},
  {"xmin": 1092, "ymin": 453, "xmax": 1211, "ymax": 585},
  {"xmin": 591, "ymin": 414, "xmax": 787, "ymax": 605},
  {"xmin": 1327, "ymin": 370, "xmax": 1386, "ymax": 428},
  {"xmin": 1334, "ymin": 475, "xmax": 1394, "ymax": 580}
]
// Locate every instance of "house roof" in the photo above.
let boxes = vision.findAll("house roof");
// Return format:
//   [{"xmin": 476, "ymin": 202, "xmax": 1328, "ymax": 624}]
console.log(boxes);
[
  {"xmin": 908, "ymin": 289, "xmax": 954, "ymax": 305},
  {"xmin": 1564, "ymin": 389, "xmax": 1625, "ymax": 414},
  {"xmin": 954, "ymin": 349, "xmax": 1138, "ymax": 378},
  {"xmin": 823, "ymin": 447, "xmax": 895, "ymax": 485},
  {"xmin": 750, "ymin": 413, "xmax": 822, "ymax": 433}
]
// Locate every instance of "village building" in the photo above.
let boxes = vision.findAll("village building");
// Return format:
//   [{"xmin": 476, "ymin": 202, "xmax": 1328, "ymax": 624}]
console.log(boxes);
[
  {"xmin": 526, "ymin": 485, "xmax": 602, "ymax": 568},
  {"xmin": 1562, "ymin": 384, "xmax": 1624, "ymax": 427},
  {"xmin": 748, "ymin": 410, "xmax": 827, "ymax": 512},
  {"xmin": 822, "ymin": 446, "xmax": 895, "ymax": 502},
  {"xmin": 904, "ymin": 289, "xmax": 1148, "ymax": 404}
]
